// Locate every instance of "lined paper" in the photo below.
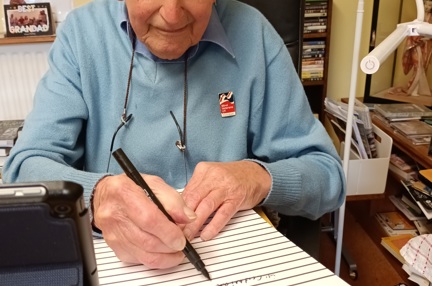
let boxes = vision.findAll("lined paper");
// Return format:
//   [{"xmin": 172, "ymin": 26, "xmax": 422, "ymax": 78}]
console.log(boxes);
[{"xmin": 94, "ymin": 210, "xmax": 349, "ymax": 286}]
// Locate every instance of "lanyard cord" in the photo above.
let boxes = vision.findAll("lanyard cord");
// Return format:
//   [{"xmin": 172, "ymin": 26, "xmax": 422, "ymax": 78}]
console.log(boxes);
[
  {"xmin": 182, "ymin": 50, "xmax": 189, "ymax": 150},
  {"xmin": 106, "ymin": 34, "xmax": 136, "ymax": 172},
  {"xmin": 121, "ymin": 34, "xmax": 136, "ymax": 124},
  {"xmin": 170, "ymin": 50, "xmax": 189, "ymax": 152},
  {"xmin": 107, "ymin": 29, "xmax": 190, "ymax": 183},
  {"xmin": 170, "ymin": 51, "xmax": 189, "ymax": 186}
]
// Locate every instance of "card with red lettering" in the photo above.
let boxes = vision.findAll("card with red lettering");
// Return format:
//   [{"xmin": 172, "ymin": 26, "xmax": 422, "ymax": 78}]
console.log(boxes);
[
  {"xmin": 4, "ymin": 2, "xmax": 53, "ymax": 37},
  {"xmin": 219, "ymin": 91, "xmax": 236, "ymax": 117}
]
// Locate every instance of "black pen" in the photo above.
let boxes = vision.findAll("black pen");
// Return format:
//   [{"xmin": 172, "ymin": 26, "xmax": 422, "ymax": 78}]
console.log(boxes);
[{"xmin": 112, "ymin": 148, "xmax": 211, "ymax": 280}]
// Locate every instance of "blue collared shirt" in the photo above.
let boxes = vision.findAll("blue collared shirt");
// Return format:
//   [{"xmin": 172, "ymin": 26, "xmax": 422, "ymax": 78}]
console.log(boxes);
[{"xmin": 119, "ymin": 5, "xmax": 234, "ymax": 62}]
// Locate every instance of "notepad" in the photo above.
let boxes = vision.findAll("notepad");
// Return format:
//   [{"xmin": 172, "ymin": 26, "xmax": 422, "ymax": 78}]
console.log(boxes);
[{"xmin": 94, "ymin": 209, "xmax": 348, "ymax": 286}]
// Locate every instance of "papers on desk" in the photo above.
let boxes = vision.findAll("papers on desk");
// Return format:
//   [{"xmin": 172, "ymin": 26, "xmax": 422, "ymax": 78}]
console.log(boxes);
[{"xmin": 94, "ymin": 209, "xmax": 349, "ymax": 286}]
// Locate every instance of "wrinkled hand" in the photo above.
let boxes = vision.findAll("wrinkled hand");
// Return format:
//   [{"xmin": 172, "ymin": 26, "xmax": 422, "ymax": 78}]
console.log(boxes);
[
  {"xmin": 182, "ymin": 161, "xmax": 271, "ymax": 241},
  {"xmin": 92, "ymin": 174, "xmax": 197, "ymax": 269}
]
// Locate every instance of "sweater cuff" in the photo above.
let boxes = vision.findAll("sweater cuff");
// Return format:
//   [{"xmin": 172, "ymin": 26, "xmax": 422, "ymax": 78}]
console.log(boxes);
[
  {"xmin": 246, "ymin": 159, "xmax": 302, "ymax": 208},
  {"xmin": 62, "ymin": 171, "xmax": 111, "ymax": 237},
  {"xmin": 243, "ymin": 159, "xmax": 272, "ymax": 206},
  {"xmin": 89, "ymin": 175, "xmax": 112, "ymax": 235}
]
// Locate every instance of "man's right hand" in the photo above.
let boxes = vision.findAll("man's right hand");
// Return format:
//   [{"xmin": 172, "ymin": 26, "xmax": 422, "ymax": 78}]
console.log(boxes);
[{"xmin": 92, "ymin": 174, "xmax": 197, "ymax": 269}]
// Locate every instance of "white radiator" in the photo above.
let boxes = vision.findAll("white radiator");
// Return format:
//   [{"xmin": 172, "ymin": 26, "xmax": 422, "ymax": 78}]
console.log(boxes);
[{"xmin": 0, "ymin": 43, "xmax": 51, "ymax": 120}]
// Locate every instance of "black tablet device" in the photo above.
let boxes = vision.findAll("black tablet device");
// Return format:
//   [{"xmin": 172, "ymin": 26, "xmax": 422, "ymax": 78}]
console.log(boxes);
[{"xmin": 0, "ymin": 181, "xmax": 99, "ymax": 286}]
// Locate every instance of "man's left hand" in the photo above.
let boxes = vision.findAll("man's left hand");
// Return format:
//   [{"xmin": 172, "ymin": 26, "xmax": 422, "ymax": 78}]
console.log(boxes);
[{"xmin": 182, "ymin": 161, "xmax": 271, "ymax": 241}]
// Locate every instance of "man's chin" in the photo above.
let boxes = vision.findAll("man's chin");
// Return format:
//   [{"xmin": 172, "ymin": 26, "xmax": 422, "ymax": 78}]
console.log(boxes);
[
  {"xmin": 148, "ymin": 44, "xmax": 190, "ymax": 60},
  {"xmin": 154, "ymin": 50, "xmax": 188, "ymax": 60}
]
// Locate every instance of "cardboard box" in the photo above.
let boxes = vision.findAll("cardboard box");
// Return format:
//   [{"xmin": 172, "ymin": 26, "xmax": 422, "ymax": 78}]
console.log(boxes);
[{"xmin": 341, "ymin": 124, "xmax": 393, "ymax": 196}]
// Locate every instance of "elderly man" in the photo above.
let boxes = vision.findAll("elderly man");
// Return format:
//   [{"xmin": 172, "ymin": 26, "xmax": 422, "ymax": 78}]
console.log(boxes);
[{"xmin": 3, "ymin": 0, "xmax": 345, "ymax": 269}]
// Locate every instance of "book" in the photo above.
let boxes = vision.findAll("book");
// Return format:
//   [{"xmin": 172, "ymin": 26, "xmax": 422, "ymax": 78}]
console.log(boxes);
[
  {"xmin": 389, "ymin": 195, "xmax": 425, "ymax": 221},
  {"xmin": 410, "ymin": 179, "xmax": 432, "ymax": 197},
  {"xmin": 387, "ymin": 116, "xmax": 422, "ymax": 122},
  {"xmin": 304, "ymin": 12, "xmax": 328, "ymax": 17},
  {"xmin": 353, "ymin": 99, "xmax": 377, "ymax": 158},
  {"xmin": 376, "ymin": 211, "xmax": 417, "ymax": 231},
  {"xmin": 375, "ymin": 212, "xmax": 418, "ymax": 236},
  {"xmin": 328, "ymin": 118, "xmax": 363, "ymax": 158},
  {"xmin": 401, "ymin": 194, "xmax": 423, "ymax": 216},
  {"xmin": 390, "ymin": 153, "xmax": 417, "ymax": 172},
  {"xmin": 401, "ymin": 180, "xmax": 432, "ymax": 220},
  {"xmin": 375, "ymin": 103, "xmax": 432, "ymax": 119},
  {"xmin": 413, "ymin": 219, "xmax": 432, "ymax": 235},
  {"xmin": 0, "ymin": 120, "xmax": 24, "ymax": 147},
  {"xmin": 381, "ymin": 234, "xmax": 416, "ymax": 264},
  {"xmin": 389, "ymin": 163, "xmax": 416, "ymax": 181},
  {"xmin": 390, "ymin": 120, "xmax": 432, "ymax": 137},
  {"xmin": 324, "ymin": 98, "xmax": 376, "ymax": 159},
  {"xmin": 325, "ymin": 110, "xmax": 368, "ymax": 159},
  {"xmin": 302, "ymin": 40, "xmax": 326, "ymax": 45},
  {"xmin": 409, "ymin": 136, "xmax": 431, "ymax": 145},
  {"xmin": 418, "ymin": 169, "xmax": 432, "ymax": 188}
]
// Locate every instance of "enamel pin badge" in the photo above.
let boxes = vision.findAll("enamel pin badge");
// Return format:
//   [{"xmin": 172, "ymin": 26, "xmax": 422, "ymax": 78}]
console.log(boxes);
[{"xmin": 219, "ymin": 91, "xmax": 236, "ymax": 117}]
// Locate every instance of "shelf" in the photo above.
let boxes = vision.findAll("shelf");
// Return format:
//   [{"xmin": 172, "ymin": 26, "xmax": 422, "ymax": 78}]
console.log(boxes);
[
  {"xmin": 0, "ymin": 35, "xmax": 55, "ymax": 45},
  {"xmin": 372, "ymin": 114, "xmax": 432, "ymax": 169}
]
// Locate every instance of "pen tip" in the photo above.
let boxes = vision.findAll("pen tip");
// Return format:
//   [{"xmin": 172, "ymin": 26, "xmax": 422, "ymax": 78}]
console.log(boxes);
[{"xmin": 202, "ymin": 269, "xmax": 211, "ymax": 280}]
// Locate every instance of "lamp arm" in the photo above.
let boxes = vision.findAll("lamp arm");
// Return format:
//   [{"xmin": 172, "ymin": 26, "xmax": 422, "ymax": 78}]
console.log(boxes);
[
  {"xmin": 416, "ymin": 22, "xmax": 432, "ymax": 37},
  {"xmin": 361, "ymin": 0, "xmax": 432, "ymax": 75},
  {"xmin": 360, "ymin": 24, "xmax": 410, "ymax": 74},
  {"xmin": 416, "ymin": 0, "xmax": 425, "ymax": 21}
]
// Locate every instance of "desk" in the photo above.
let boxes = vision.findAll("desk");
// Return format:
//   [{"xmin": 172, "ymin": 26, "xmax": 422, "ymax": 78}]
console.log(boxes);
[{"xmin": 94, "ymin": 209, "xmax": 349, "ymax": 286}]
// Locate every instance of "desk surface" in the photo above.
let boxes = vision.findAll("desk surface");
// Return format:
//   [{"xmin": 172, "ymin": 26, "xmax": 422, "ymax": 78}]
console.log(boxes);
[
  {"xmin": 372, "ymin": 114, "xmax": 432, "ymax": 169},
  {"xmin": 94, "ymin": 209, "xmax": 349, "ymax": 286}
]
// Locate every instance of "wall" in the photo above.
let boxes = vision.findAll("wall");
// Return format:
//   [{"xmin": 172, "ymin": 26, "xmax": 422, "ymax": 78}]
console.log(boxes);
[
  {"xmin": 73, "ymin": 0, "xmax": 91, "ymax": 7},
  {"xmin": 0, "ymin": 0, "xmax": 92, "ymax": 120},
  {"xmin": 327, "ymin": 0, "xmax": 374, "ymax": 102}
]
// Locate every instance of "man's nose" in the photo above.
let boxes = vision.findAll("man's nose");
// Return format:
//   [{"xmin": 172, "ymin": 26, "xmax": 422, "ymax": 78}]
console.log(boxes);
[{"xmin": 159, "ymin": 0, "xmax": 186, "ymax": 26}]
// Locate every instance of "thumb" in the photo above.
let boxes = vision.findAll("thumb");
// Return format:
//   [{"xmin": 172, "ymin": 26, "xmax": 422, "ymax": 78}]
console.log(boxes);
[{"xmin": 153, "ymin": 188, "xmax": 197, "ymax": 225}]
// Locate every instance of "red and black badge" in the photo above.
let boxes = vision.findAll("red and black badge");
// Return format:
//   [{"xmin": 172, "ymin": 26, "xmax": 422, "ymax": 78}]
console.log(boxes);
[{"xmin": 219, "ymin": 91, "xmax": 236, "ymax": 117}]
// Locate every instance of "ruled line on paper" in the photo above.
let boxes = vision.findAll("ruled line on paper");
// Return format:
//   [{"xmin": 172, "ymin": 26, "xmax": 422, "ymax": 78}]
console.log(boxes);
[{"xmin": 93, "ymin": 209, "xmax": 349, "ymax": 286}]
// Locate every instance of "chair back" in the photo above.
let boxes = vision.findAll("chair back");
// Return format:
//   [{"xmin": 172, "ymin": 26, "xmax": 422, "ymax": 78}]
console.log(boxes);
[{"xmin": 237, "ymin": 0, "xmax": 304, "ymax": 73}]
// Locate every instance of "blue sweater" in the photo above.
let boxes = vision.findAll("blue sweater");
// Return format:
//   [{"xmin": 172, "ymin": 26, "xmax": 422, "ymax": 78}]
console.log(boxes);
[{"xmin": 3, "ymin": 0, "xmax": 345, "ymax": 219}]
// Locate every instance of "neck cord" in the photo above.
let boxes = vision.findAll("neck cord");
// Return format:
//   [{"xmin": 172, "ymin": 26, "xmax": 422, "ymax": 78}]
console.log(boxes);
[
  {"xmin": 106, "ymin": 35, "xmax": 136, "ymax": 172},
  {"xmin": 170, "ymin": 51, "xmax": 189, "ymax": 185},
  {"xmin": 121, "ymin": 35, "xmax": 136, "ymax": 124},
  {"xmin": 108, "ymin": 32, "xmax": 190, "ymax": 184},
  {"xmin": 183, "ymin": 53, "xmax": 188, "ymax": 150}
]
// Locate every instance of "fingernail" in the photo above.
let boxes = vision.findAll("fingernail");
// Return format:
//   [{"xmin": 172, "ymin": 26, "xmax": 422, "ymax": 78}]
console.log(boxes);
[
  {"xmin": 183, "ymin": 206, "xmax": 197, "ymax": 220},
  {"xmin": 184, "ymin": 228, "xmax": 193, "ymax": 241},
  {"xmin": 201, "ymin": 231, "xmax": 212, "ymax": 242},
  {"xmin": 172, "ymin": 236, "xmax": 186, "ymax": 251}
]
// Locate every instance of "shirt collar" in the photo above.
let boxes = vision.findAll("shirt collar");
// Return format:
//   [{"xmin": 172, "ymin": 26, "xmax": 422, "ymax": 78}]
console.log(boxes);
[{"xmin": 119, "ymin": 5, "xmax": 234, "ymax": 62}]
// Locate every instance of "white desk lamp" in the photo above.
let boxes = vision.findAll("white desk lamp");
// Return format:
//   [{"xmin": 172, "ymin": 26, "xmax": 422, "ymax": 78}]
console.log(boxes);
[
  {"xmin": 335, "ymin": 0, "xmax": 430, "ymax": 276},
  {"xmin": 361, "ymin": 0, "xmax": 431, "ymax": 75}
]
